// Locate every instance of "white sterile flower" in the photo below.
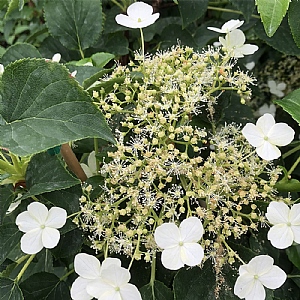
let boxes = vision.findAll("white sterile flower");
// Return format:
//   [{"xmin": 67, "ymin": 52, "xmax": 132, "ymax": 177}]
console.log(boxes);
[
  {"xmin": 86, "ymin": 258, "xmax": 142, "ymax": 300},
  {"xmin": 71, "ymin": 253, "xmax": 103, "ymax": 300},
  {"xmin": 115, "ymin": 2, "xmax": 160, "ymax": 29},
  {"xmin": 15, "ymin": 202, "xmax": 67, "ymax": 254},
  {"xmin": 154, "ymin": 216, "xmax": 204, "ymax": 270},
  {"xmin": 242, "ymin": 113, "xmax": 295, "ymax": 161},
  {"xmin": 267, "ymin": 80, "xmax": 286, "ymax": 98},
  {"xmin": 234, "ymin": 255, "xmax": 286, "ymax": 300},
  {"xmin": 0, "ymin": 64, "xmax": 4, "ymax": 75},
  {"xmin": 207, "ymin": 19, "xmax": 244, "ymax": 33},
  {"xmin": 219, "ymin": 29, "xmax": 258, "ymax": 58},
  {"xmin": 80, "ymin": 151, "xmax": 98, "ymax": 178},
  {"xmin": 266, "ymin": 201, "xmax": 300, "ymax": 249},
  {"xmin": 254, "ymin": 103, "xmax": 276, "ymax": 118}
]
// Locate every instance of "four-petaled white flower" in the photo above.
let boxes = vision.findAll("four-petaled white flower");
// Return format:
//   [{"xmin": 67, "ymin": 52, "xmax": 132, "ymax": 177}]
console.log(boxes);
[
  {"xmin": 234, "ymin": 255, "xmax": 286, "ymax": 300},
  {"xmin": 87, "ymin": 258, "xmax": 142, "ymax": 300},
  {"xmin": 267, "ymin": 80, "xmax": 286, "ymax": 98},
  {"xmin": 207, "ymin": 19, "xmax": 244, "ymax": 33},
  {"xmin": 80, "ymin": 151, "xmax": 98, "ymax": 178},
  {"xmin": 115, "ymin": 2, "xmax": 159, "ymax": 29},
  {"xmin": 255, "ymin": 103, "xmax": 276, "ymax": 118},
  {"xmin": 15, "ymin": 202, "xmax": 67, "ymax": 254},
  {"xmin": 266, "ymin": 201, "xmax": 300, "ymax": 249},
  {"xmin": 242, "ymin": 113, "xmax": 295, "ymax": 161},
  {"xmin": 219, "ymin": 29, "xmax": 258, "ymax": 58},
  {"xmin": 154, "ymin": 216, "xmax": 204, "ymax": 270}
]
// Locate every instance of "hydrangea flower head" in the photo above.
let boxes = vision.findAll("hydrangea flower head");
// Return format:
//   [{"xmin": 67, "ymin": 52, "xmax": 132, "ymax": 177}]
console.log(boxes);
[
  {"xmin": 266, "ymin": 201, "xmax": 300, "ymax": 249},
  {"xmin": 267, "ymin": 80, "xmax": 286, "ymax": 98},
  {"xmin": 207, "ymin": 19, "xmax": 244, "ymax": 33},
  {"xmin": 234, "ymin": 255, "xmax": 286, "ymax": 300},
  {"xmin": 115, "ymin": 2, "xmax": 159, "ymax": 29},
  {"xmin": 15, "ymin": 202, "xmax": 67, "ymax": 254},
  {"xmin": 219, "ymin": 29, "xmax": 258, "ymax": 58},
  {"xmin": 242, "ymin": 113, "xmax": 294, "ymax": 160},
  {"xmin": 154, "ymin": 217, "xmax": 204, "ymax": 270}
]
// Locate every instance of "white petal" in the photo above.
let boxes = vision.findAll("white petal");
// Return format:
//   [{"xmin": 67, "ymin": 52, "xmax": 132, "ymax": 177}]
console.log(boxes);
[
  {"xmin": 268, "ymin": 123, "xmax": 295, "ymax": 146},
  {"xmin": 227, "ymin": 29, "xmax": 246, "ymax": 47},
  {"xmin": 87, "ymin": 279, "xmax": 114, "ymax": 299},
  {"xmin": 101, "ymin": 257, "xmax": 122, "ymax": 271},
  {"xmin": 290, "ymin": 203, "xmax": 300, "ymax": 225},
  {"xmin": 267, "ymin": 80, "xmax": 276, "ymax": 90},
  {"xmin": 42, "ymin": 227, "xmax": 60, "ymax": 249},
  {"xmin": 27, "ymin": 202, "xmax": 49, "ymax": 224},
  {"xmin": 87, "ymin": 151, "xmax": 97, "ymax": 174},
  {"xmin": 207, "ymin": 26, "xmax": 224, "ymax": 33},
  {"xmin": 259, "ymin": 265, "xmax": 287, "ymax": 289},
  {"xmin": 16, "ymin": 211, "xmax": 40, "ymax": 232},
  {"xmin": 179, "ymin": 217, "xmax": 203, "ymax": 242},
  {"xmin": 74, "ymin": 253, "xmax": 101, "ymax": 279},
  {"xmin": 180, "ymin": 243, "xmax": 204, "ymax": 267},
  {"xmin": 45, "ymin": 207, "xmax": 67, "ymax": 229},
  {"xmin": 115, "ymin": 15, "xmax": 139, "ymax": 28},
  {"xmin": 277, "ymin": 82, "xmax": 286, "ymax": 90},
  {"xmin": 127, "ymin": 2, "xmax": 153, "ymax": 19},
  {"xmin": 101, "ymin": 264, "xmax": 130, "ymax": 287},
  {"xmin": 161, "ymin": 246, "xmax": 184, "ymax": 270},
  {"xmin": 242, "ymin": 123, "xmax": 264, "ymax": 147},
  {"xmin": 234, "ymin": 272, "xmax": 256, "ymax": 299},
  {"xmin": 291, "ymin": 225, "xmax": 300, "ymax": 244},
  {"xmin": 244, "ymin": 280, "xmax": 266, "ymax": 300},
  {"xmin": 256, "ymin": 141, "xmax": 281, "ymax": 160},
  {"xmin": 256, "ymin": 113, "xmax": 275, "ymax": 136},
  {"xmin": 119, "ymin": 283, "xmax": 142, "ymax": 300},
  {"xmin": 70, "ymin": 277, "xmax": 93, "ymax": 300},
  {"xmin": 133, "ymin": 15, "xmax": 160, "ymax": 28},
  {"xmin": 247, "ymin": 255, "xmax": 274, "ymax": 276},
  {"xmin": 80, "ymin": 164, "xmax": 94, "ymax": 178},
  {"xmin": 266, "ymin": 201, "xmax": 290, "ymax": 225},
  {"xmin": 267, "ymin": 224, "xmax": 293, "ymax": 249},
  {"xmin": 154, "ymin": 223, "xmax": 180, "ymax": 249},
  {"xmin": 20, "ymin": 229, "xmax": 43, "ymax": 254},
  {"xmin": 222, "ymin": 19, "xmax": 244, "ymax": 32},
  {"xmin": 240, "ymin": 44, "xmax": 258, "ymax": 56},
  {"xmin": 52, "ymin": 53, "xmax": 61, "ymax": 63}
]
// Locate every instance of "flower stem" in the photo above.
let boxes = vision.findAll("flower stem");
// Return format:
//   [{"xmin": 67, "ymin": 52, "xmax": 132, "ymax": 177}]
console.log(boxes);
[
  {"xmin": 15, "ymin": 254, "xmax": 36, "ymax": 283},
  {"xmin": 94, "ymin": 138, "xmax": 100, "ymax": 173},
  {"xmin": 60, "ymin": 268, "xmax": 74, "ymax": 281},
  {"xmin": 283, "ymin": 143, "xmax": 300, "ymax": 159},
  {"xmin": 150, "ymin": 253, "xmax": 156, "ymax": 299},
  {"xmin": 287, "ymin": 154, "xmax": 300, "ymax": 176},
  {"xmin": 139, "ymin": 28, "xmax": 145, "ymax": 61}
]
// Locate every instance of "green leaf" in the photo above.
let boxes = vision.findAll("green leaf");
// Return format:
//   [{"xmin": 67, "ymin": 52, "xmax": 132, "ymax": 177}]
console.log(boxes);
[
  {"xmin": 44, "ymin": 0, "xmax": 102, "ymax": 52},
  {"xmin": 91, "ymin": 52, "xmax": 115, "ymax": 68},
  {"xmin": 0, "ymin": 186, "xmax": 15, "ymax": 225},
  {"xmin": 22, "ymin": 152, "xmax": 80, "ymax": 199},
  {"xmin": 51, "ymin": 228, "xmax": 83, "ymax": 259},
  {"xmin": 254, "ymin": 17, "xmax": 300, "ymax": 55},
  {"xmin": 0, "ymin": 58, "xmax": 115, "ymax": 156},
  {"xmin": 43, "ymin": 185, "xmax": 82, "ymax": 215},
  {"xmin": 288, "ymin": 0, "xmax": 300, "ymax": 48},
  {"xmin": 256, "ymin": 0, "xmax": 290, "ymax": 37},
  {"xmin": 0, "ymin": 278, "xmax": 23, "ymax": 300},
  {"xmin": 19, "ymin": 272, "xmax": 69, "ymax": 300},
  {"xmin": 275, "ymin": 88, "xmax": 300, "ymax": 125},
  {"xmin": 177, "ymin": 0, "xmax": 209, "ymax": 28},
  {"xmin": 0, "ymin": 223, "xmax": 22, "ymax": 265},
  {"xmin": 140, "ymin": 280, "xmax": 173, "ymax": 300},
  {"xmin": 287, "ymin": 245, "xmax": 300, "ymax": 270},
  {"xmin": 230, "ymin": 0, "xmax": 255, "ymax": 22},
  {"xmin": 0, "ymin": 43, "xmax": 41, "ymax": 66}
]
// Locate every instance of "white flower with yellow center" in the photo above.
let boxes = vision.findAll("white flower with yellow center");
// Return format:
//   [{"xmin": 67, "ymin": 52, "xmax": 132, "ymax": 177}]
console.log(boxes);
[
  {"xmin": 266, "ymin": 201, "xmax": 300, "ymax": 249},
  {"xmin": 242, "ymin": 113, "xmax": 294, "ymax": 160},
  {"xmin": 234, "ymin": 255, "xmax": 286, "ymax": 300},
  {"xmin": 154, "ymin": 217, "xmax": 204, "ymax": 270},
  {"xmin": 15, "ymin": 202, "xmax": 67, "ymax": 254}
]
